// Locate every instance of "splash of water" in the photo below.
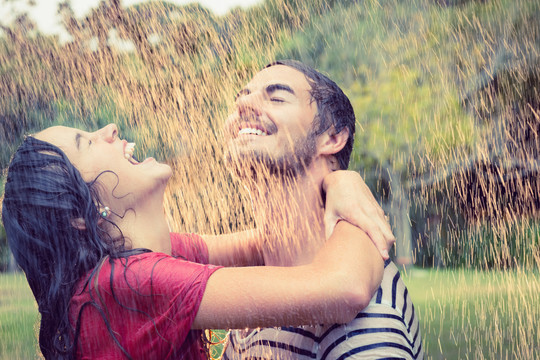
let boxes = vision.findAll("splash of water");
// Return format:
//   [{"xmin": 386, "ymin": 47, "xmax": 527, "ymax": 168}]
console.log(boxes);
[{"xmin": 0, "ymin": 0, "xmax": 538, "ymax": 358}]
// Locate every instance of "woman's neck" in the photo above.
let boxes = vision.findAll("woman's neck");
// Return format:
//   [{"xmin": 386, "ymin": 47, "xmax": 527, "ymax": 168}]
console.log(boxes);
[{"xmin": 110, "ymin": 190, "xmax": 172, "ymax": 255}]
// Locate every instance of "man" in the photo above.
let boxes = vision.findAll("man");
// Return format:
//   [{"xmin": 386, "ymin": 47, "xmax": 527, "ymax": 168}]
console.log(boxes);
[{"xmin": 222, "ymin": 60, "xmax": 423, "ymax": 359}]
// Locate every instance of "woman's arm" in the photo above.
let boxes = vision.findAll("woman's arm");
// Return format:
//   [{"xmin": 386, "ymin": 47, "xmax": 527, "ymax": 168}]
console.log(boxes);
[
  {"xmin": 204, "ymin": 230, "xmax": 265, "ymax": 267},
  {"xmin": 192, "ymin": 221, "xmax": 384, "ymax": 329}
]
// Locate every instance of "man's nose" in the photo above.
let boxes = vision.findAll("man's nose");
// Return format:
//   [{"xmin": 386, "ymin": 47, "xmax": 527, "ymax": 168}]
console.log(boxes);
[{"xmin": 236, "ymin": 92, "xmax": 263, "ymax": 117}]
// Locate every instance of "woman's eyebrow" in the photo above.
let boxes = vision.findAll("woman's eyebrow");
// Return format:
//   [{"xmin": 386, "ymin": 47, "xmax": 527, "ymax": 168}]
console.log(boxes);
[
  {"xmin": 75, "ymin": 133, "xmax": 82, "ymax": 150},
  {"xmin": 266, "ymin": 83, "xmax": 295, "ymax": 96}
]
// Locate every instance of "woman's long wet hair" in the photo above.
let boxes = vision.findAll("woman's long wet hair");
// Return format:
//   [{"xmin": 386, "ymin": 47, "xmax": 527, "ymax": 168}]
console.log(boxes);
[{"xmin": 1, "ymin": 136, "xmax": 128, "ymax": 359}]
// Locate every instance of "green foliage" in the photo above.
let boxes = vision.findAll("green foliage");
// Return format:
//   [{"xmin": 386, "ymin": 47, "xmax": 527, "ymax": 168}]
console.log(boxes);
[
  {"xmin": 0, "ymin": 0, "xmax": 538, "ymax": 272},
  {"xmin": 277, "ymin": 0, "xmax": 479, "ymax": 174},
  {"xmin": 411, "ymin": 194, "xmax": 540, "ymax": 269},
  {"xmin": 0, "ymin": 219, "xmax": 7, "ymax": 272},
  {"xmin": 452, "ymin": 219, "xmax": 540, "ymax": 269},
  {"xmin": 0, "ymin": 3, "xmax": 537, "ymax": 360},
  {"xmin": 0, "ymin": 173, "xmax": 8, "ymax": 272},
  {"xmin": 274, "ymin": 0, "xmax": 539, "ymax": 270},
  {"xmin": 0, "ymin": 226, "xmax": 7, "ymax": 272}
]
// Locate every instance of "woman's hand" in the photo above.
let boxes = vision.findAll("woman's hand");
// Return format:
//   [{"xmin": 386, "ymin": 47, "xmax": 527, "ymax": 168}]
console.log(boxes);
[{"xmin": 323, "ymin": 170, "xmax": 395, "ymax": 259}]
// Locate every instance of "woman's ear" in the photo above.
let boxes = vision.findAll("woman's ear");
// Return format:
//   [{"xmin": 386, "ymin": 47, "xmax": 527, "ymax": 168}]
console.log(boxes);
[
  {"xmin": 71, "ymin": 216, "xmax": 107, "ymax": 230},
  {"xmin": 317, "ymin": 126, "xmax": 349, "ymax": 157},
  {"xmin": 71, "ymin": 218, "xmax": 87, "ymax": 230}
]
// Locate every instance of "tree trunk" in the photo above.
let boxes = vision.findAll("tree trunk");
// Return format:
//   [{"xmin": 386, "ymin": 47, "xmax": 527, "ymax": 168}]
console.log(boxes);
[
  {"xmin": 7, "ymin": 252, "xmax": 18, "ymax": 272},
  {"xmin": 388, "ymin": 171, "xmax": 414, "ymax": 267}
]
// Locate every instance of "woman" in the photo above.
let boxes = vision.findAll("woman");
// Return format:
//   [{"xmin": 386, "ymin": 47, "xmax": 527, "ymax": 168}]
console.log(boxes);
[{"xmin": 2, "ymin": 124, "xmax": 385, "ymax": 359}]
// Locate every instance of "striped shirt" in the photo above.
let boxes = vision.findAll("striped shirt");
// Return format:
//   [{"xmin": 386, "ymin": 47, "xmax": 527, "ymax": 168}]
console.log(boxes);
[{"xmin": 223, "ymin": 260, "xmax": 423, "ymax": 359}]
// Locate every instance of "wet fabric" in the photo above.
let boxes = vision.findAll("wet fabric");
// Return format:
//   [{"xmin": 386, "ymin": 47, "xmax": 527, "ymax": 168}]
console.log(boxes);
[{"xmin": 69, "ymin": 233, "xmax": 221, "ymax": 359}]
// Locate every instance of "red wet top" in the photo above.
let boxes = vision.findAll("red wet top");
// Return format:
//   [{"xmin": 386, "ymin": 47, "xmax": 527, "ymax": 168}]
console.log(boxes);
[{"xmin": 69, "ymin": 233, "xmax": 221, "ymax": 359}]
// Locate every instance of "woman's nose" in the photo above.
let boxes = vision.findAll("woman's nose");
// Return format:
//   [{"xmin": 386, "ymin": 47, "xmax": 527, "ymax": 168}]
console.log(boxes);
[{"xmin": 99, "ymin": 124, "xmax": 118, "ymax": 143}]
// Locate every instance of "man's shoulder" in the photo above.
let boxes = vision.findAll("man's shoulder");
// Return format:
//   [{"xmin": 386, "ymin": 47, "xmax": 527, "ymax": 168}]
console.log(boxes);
[{"xmin": 370, "ymin": 260, "xmax": 411, "ymax": 313}]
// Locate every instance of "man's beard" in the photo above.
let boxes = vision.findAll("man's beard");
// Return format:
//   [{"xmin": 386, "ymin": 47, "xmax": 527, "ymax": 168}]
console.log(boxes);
[{"xmin": 226, "ymin": 131, "xmax": 318, "ymax": 181}]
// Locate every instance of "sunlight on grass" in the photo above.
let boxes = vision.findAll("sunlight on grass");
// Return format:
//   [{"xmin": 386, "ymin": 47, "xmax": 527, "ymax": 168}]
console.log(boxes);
[
  {"xmin": 403, "ymin": 267, "xmax": 540, "ymax": 359},
  {"xmin": 0, "ymin": 272, "xmax": 41, "ymax": 360}
]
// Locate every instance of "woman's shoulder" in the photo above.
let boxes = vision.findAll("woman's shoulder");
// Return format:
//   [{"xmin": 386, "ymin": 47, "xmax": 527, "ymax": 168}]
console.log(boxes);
[
  {"xmin": 170, "ymin": 232, "xmax": 209, "ymax": 263},
  {"xmin": 72, "ymin": 248, "xmax": 221, "ymax": 305},
  {"xmin": 72, "ymin": 253, "xmax": 168, "ymax": 293}
]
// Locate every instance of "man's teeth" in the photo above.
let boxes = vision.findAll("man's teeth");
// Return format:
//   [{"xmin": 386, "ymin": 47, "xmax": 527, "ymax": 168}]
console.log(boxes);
[
  {"xmin": 238, "ymin": 128, "xmax": 267, "ymax": 136},
  {"xmin": 124, "ymin": 142, "xmax": 135, "ymax": 159}
]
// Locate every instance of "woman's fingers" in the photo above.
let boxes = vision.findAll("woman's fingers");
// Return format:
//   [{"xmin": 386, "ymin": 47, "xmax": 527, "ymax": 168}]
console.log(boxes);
[{"xmin": 323, "ymin": 170, "xmax": 395, "ymax": 260}]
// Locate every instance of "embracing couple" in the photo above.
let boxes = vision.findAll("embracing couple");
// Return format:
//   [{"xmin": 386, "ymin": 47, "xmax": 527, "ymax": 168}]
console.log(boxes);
[{"xmin": 2, "ymin": 60, "xmax": 423, "ymax": 359}]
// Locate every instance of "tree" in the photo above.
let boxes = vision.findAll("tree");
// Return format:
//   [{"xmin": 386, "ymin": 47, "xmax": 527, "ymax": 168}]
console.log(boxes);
[{"xmin": 277, "ymin": 0, "xmax": 540, "ymax": 268}]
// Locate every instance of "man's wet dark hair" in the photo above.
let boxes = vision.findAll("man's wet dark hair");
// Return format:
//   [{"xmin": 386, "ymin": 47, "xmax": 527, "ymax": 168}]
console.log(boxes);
[{"xmin": 266, "ymin": 60, "xmax": 356, "ymax": 169}]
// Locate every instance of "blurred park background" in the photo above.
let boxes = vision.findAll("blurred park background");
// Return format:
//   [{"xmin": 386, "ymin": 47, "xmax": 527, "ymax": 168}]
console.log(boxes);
[{"xmin": 0, "ymin": 0, "xmax": 539, "ymax": 358}]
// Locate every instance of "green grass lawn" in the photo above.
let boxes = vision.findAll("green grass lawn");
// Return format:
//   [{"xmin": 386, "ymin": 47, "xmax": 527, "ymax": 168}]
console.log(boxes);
[
  {"xmin": 1, "ymin": 268, "xmax": 538, "ymax": 359},
  {"xmin": 402, "ymin": 267, "xmax": 539, "ymax": 359},
  {"xmin": 0, "ymin": 273, "xmax": 41, "ymax": 359}
]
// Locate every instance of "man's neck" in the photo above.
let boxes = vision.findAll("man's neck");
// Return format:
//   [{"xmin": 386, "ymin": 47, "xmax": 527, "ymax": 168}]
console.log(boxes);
[{"xmin": 250, "ymin": 173, "xmax": 326, "ymax": 266}]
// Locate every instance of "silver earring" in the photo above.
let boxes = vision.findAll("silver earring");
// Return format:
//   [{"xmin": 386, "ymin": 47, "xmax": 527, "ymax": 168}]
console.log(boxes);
[{"xmin": 100, "ymin": 206, "xmax": 110, "ymax": 218}]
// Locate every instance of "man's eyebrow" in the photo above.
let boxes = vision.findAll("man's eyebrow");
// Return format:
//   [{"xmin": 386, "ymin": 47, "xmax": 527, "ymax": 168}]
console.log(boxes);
[
  {"xmin": 266, "ymin": 83, "xmax": 295, "ymax": 96},
  {"xmin": 75, "ymin": 133, "xmax": 81, "ymax": 150}
]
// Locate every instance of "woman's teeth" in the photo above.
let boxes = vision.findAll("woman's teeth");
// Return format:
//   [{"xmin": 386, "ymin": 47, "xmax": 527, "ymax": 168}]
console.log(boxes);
[
  {"xmin": 238, "ymin": 128, "xmax": 267, "ymax": 136},
  {"xmin": 124, "ymin": 142, "xmax": 135, "ymax": 160}
]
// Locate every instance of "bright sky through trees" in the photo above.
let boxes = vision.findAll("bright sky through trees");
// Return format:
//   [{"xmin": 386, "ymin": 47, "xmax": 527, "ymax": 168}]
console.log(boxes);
[{"xmin": 0, "ymin": 0, "xmax": 262, "ymax": 40}]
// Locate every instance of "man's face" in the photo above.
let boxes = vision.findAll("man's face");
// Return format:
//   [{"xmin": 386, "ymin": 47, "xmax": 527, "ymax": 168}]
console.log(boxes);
[{"xmin": 225, "ymin": 65, "xmax": 319, "ymax": 178}]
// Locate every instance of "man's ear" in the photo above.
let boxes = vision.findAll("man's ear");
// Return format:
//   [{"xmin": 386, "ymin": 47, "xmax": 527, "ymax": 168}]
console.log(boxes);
[
  {"xmin": 317, "ymin": 126, "xmax": 349, "ymax": 157},
  {"xmin": 71, "ymin": 218, "xmax": 87, "ymax": 231}
]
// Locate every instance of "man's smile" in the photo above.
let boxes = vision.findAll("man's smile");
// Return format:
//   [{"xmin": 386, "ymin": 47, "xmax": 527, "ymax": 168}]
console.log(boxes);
[
  {"xmin": 238, "ymin": 127, "xmax": 268, "ymax": 137},
  {"xmin": 228, "ymin": 119, "xmax": 276, "ymax": 140}
]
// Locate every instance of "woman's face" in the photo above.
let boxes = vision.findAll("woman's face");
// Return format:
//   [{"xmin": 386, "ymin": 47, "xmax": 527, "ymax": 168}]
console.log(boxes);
[{"xmin": 36, "ymin": 124, "xmax": 172, "ymax": 212}]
